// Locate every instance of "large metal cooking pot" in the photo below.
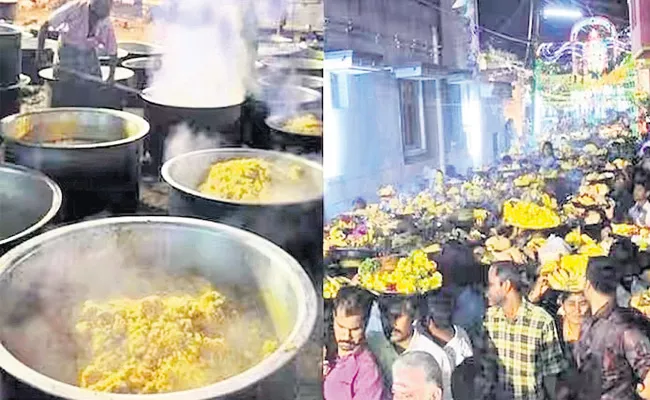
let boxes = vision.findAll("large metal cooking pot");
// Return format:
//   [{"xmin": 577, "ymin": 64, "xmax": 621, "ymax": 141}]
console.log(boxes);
[
  {"xmin": 247, "ymin": 85, "xmax": 321, "ymax": 149},
  {"xmin": 20, "ymin": 34, "xmax": 56, "ymax": 83},
  {"xmin": 97, "ymin": 48, "xmax": 129, "ymax": 65},
  {"xmin": 0, "ymin": 216, "xmax": 317, "ymax": 400},
  {"xmin": 120, "ymin": 57, "xmax": 161, "ymax": 107},
  {"xmin": 259, "ymin": 57, "xmax": 323, "ymax": 77},
  {"xmin": 0, "ymin": 163, "xmax": 61, "ymax": 255},
  {"xmin": 0, "ymin": 23, "xmax": 21, "ymax": 86},
  {"xmin": 264, "ymin": 110, "xmax": 322, "ymax": 155},
  {"xmin": 0, "ymin": 0, "xmax": 17, "ymax": 22},
  {"xmin": 141, "ymin": 87, "xmax": 244, "ymax": 177},
  {"xmin": 161, "ymin": 148, "xmax": 323, "ymax": 283},
  {"xmin": 39, "ymin": 66, "xmax": 134, "ymax": 109},
  {"xmin": 257, "ymin": 41, "xmax": 302, "ymax": 58},
  {"xmin": 257, "ymin": 85, "xmax": 321, "ymax": 111},
  {"xmin": 258, "ymin": 74, "xmax": 323, "ymax": 93},
  {"xmin": 0, "ymin": 74, "xmax": 29, "ymax": 120},
  {"xmin": 0, "ymin": 0, "xmax": 18, "ymax": 22},
  {"xmin": 117, "ymin": 41, "xmax": 163, "ymax": 60},
  {"xmin": 0, "ymin": 108, "xmax": 150, "ymax": 221}
]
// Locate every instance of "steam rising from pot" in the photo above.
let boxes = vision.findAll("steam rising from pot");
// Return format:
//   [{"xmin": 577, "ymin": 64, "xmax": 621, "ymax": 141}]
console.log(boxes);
[{"xmin": 147, "ymin": 0, "xmax": 287, "ymax": 108}]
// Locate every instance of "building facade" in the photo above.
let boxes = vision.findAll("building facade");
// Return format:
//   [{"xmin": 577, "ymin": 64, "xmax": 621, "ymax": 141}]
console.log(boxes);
[{"xmin": 324, "ymin": 0, "xmax": 508, "ymax": 219}]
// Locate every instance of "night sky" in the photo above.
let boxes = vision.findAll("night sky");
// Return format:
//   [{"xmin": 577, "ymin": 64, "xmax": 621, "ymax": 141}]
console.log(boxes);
[{"xmin": 478, "ymin": 0, "xmax": 629, "ymax": 57}]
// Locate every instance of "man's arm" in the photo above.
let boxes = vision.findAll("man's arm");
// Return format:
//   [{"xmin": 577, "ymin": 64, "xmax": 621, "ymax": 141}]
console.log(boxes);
[
  {"xmin": 351, "ymin": 353, "xmax": 385, "ymax": 400},
  {"xmin": 474, "ymin": 324, "xmax": 497, "ymax": 400},
  {"xmin": 622, "ymin": 328, "xmax": 650, "ymax": 399},
  {"xmin": 540, "ymin": 319, "xmax": 568, "ymax": 399},
  {"xmin": 36, "ymin": 21, "xmax": 50, "ymax": 67},
  {"xmin": 98, "ymin": 22, "xmax": 118, "ymax": 82}
]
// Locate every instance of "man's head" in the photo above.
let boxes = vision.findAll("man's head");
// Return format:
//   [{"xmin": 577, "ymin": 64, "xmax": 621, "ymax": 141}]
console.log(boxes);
[
  {"xmin": 633, "ymin": 181, "xmax": 649, "ymax": 203},
  {"xmin": 332, "ymin": 286, "xmax": 373, "ymax": 355},
  {"xmin": 392, "ymin": 351, "xmax": 443, "ymax": 400},
  {"xmin": 89, "ymin": 0, "xmax": 113, "ymax": 19},
  {"xmin": 583, "ymin": 256, "xmax": 619, "ymax": 308},
  {"xmin": 487, "ymin": 261, "xmax": 525, "ymax": 307},
  {"xmin": 542, "ymin": 141, "xmax": 554, "ymax": 157},
  {"xmin": 352, "ymin": 197, "xmax": 367, "ymax": 211},
  {"xmin": 378, "ymin": 296, "xmax": 419, "ymax": 347},
  {"xmin": 423, "ymin": 289, "xmax": 453, "ymax": 331}
]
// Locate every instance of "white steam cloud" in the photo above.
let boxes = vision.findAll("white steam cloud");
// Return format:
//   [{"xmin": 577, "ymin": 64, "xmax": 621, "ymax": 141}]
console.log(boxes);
[{"xmin": 147, "ymin": 0, "xmax": 288, "ymax": 107}]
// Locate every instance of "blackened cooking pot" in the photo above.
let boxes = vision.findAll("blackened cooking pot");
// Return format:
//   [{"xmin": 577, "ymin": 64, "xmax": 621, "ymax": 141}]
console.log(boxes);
[
  {"xmin": 0, "ymin": 163, "xmax": 61, "ymax": 255},
  {"xmin": 38, "ymin": 66, "xmax": 134, "ymax": 109},
  {"xmin": 265, "ymin": 109, "xmax": 322, "ymax": 155},
  {"xmin": 0, "ymin": 108, "xmax": 150, "ymax": 221},
  {"xmin": 0, "ymin": 23, "xmax": 21, "ymax": 86},
  {"xmin": 141, "ymin": 87, "xmax": 244, "ymax": 177},
  {"xmin": 161, "ymin": 148, "xmax": 323, "ymax": 284},
  {"xmin": 0, "ymin": 74, "xmax": 29, "ymax": 120}
]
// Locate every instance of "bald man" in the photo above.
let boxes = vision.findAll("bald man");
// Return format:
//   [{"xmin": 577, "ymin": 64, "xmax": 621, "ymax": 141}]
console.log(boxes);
[
  {"xmin": 36, "ymin": 0, "xmax": 117, "ymax": 105},
  {"xmin": 392, "ymin": 351, "xmax": 444, "ymax": 400}
]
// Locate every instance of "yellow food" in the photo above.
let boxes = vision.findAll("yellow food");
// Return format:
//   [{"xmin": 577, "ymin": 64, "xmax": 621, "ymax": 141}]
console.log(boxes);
[
  {"xmin": 503, "ymin": 200, "xmax": 561, "ymax": 230},
  {"xmin": 612, "ymin": 224, "xmax": 640, "ymax": 237},
  {"xmin": 282, "ymin": 114, "xmax": 323, "ymax": 136},
  {"xmin": 514, "ymin": 174, "xmax": 537, "ymax": 187},
  {"xmin": 358, "ymin": 250, "xmax": 443, "ymax": 294},
  {"xmin": 324, "ymin": 276, "xmax": 351, "ymax": 299},
  {"xmin": 198, "ymin": 158, "xmax": 303, "ymax": 202},
  {"xmin": 541, "ymin": 254, "xmax": 589, "ymax": 292},
  {"xmin": 198, "ymin": 158, "xmax": 271, "ymax": 201},
  {"xmin": 473, "ymin": 209, "xmax": 489, "ymax": 224},
  {"xmin": 75, "ymin": 289, "xmax": 278, "ymax": 394}
]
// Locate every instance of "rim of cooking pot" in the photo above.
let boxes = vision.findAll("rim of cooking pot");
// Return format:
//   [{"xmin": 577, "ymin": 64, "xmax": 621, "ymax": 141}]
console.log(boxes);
[
  {"xmin": 258, "ymin": 84, "xmax": 322, "ymax": 107},
  {"xmin": 98, "ymin": 48, "xmax": 129, "ymax": 61},
  {"xmin": 122, "ymin": 56, "xmax": 162, "ymax": 70},
  {"xmin": 0, "ymin": 22, "xmax": 20, "ymax": 34},
  {"xmin": 0, "ymin": 163, "xmax": 62, "ymax": 246},
  {"xmin": 258, "ymin": 74, "xmax": 323, "ymax": 90},
  {"xmin": 0, "ymin": 215, "xmax": 318, "ymax": 400},
  {"xmin": 38, "ymin": 66, "xmax": 134, "ymax": 82},
  {"xmin": 161, "ymin": 148, "xmax": 324, "ymax": 206},
  {"xmin": 264, "ymin": 109, "xmax": 323, "ymax": 138},
  {"xmin": 0, "ymin": 74, "xmax": 30, "ymax": 91},
  {"xmin": 140, "ymin": 87, "xmax": 246, "ymax": 110},
  {"xmin": 117, "ymin": 41, "xmax": 164, "ymax": 56},
  {"xmin": 0, "ymin": 107, "xmax": 150, "ymax": 149},
  {"xmin": 259, "ymin": 57, "xmax": 324, "ymax": 71}
]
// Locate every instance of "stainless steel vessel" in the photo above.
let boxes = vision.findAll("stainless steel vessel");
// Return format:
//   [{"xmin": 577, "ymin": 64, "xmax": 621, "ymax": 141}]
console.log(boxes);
[
  {"xmin": 0, "ymin": 108, "xmax": 150, "ymax": 220},
  {"xmin": 161, "ymin": 148, "xmax": 324, "ymax": 283},
  {"xmin": 0, "ymin": 216, "xmax": 317, "ymax": 400},
  {"xmin": 264, "ymin": 108, "xmax": 322, "ymax": 155},
  {"xmin": 38, "ymin": 67, "xmax": 134, "ymax": 109},
  {"xmin": 0, "ymin": 23, "xmax": 21, "ymax": 86},
  {"xmin": 0, "ymin": 163, "xmax": 61, "ymax": 255},
  {"xmin": 141, "ymin": 87, "xmax": 244, "ymax": 177}
]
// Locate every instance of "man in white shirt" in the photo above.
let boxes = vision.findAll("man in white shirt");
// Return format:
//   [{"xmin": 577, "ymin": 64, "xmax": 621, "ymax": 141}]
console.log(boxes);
[{"xmin": 629, "ymin": 180, "xmax": 650, "ymax": 227}]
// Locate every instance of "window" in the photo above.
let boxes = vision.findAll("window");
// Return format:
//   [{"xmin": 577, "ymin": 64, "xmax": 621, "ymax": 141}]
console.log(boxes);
[{"xmin": 399, "ymin": 79, "xmax": 427, "ymax": 158}]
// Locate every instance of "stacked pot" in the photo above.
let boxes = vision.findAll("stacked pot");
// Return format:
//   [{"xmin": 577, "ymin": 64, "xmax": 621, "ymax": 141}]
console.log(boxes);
[{"xmin": 0, "ymin": 23, "xmax": 26, "ymax": 119}]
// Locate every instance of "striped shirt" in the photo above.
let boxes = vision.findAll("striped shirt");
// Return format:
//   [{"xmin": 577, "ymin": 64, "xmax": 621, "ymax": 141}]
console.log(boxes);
[{"xmin": 479, "ymin": 300, "xmax": 567, "ymax": 400}]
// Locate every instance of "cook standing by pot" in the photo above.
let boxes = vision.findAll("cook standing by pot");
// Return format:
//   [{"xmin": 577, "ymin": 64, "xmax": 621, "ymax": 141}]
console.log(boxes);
[{"xmin": 35, "ymin": 0, "xmax": 117, "ymax": 106}]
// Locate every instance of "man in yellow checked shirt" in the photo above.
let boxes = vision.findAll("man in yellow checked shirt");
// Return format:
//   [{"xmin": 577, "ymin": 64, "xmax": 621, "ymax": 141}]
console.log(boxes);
[{"xmin": 478, "ymin": 261, "xmax": 567, "ymax": 400}]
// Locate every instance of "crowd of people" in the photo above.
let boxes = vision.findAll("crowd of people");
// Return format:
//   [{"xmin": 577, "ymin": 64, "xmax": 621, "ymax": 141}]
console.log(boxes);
[{"xmin": 323, "ymin": 137, "xmax": 650, "ymax": 400}]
